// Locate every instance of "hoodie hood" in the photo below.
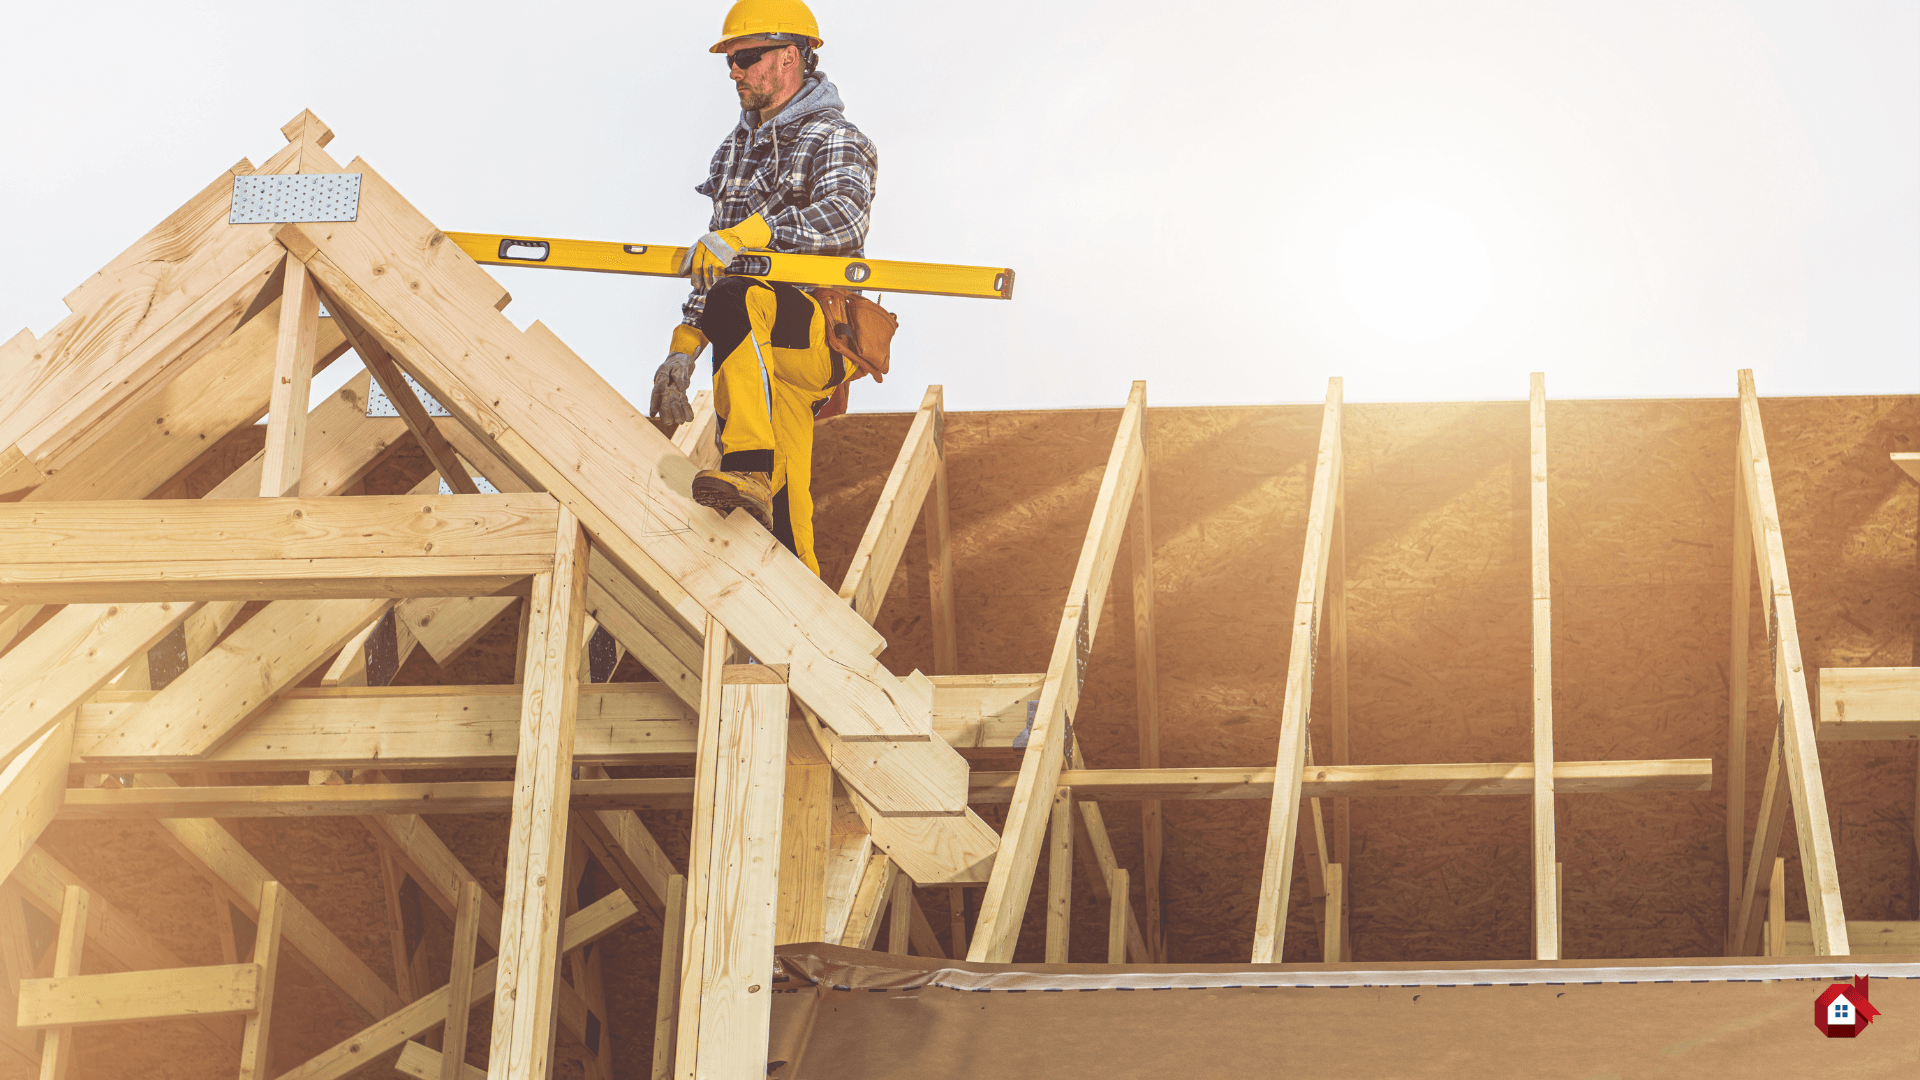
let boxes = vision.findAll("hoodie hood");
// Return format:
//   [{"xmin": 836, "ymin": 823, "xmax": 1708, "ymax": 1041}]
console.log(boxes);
[{"xmin": 737, "ymin": 72, "xmax": 845, "ymax": 138}]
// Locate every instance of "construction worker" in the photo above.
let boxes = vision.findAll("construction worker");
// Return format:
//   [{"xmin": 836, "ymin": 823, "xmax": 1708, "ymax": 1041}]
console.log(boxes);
[{"xmin": 649, "ymin": 0, "xmax": 877, "ymax": 578}]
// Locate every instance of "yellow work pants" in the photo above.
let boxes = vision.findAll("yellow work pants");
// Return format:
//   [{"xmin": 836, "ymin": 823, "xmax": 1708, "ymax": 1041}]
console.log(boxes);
[{"xmin": 700, "ymin": 276, "xmax": 845, "ymax": 576}]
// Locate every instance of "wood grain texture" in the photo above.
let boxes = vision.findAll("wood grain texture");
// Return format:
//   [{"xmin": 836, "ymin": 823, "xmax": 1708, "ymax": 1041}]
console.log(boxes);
[{"xmin": 1528, "ymin": 373, "xmax": 1559, "ymax": 960}]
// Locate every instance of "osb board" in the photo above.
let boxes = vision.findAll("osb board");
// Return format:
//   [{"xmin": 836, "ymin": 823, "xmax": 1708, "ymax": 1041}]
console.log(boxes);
[{"xmin": 15, "ymin": 392, "xmax": 1916, "ymax": 1080}]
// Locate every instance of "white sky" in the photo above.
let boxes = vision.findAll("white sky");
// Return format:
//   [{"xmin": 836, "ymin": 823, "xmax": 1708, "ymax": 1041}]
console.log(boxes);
[{"xmin": 2, "ymin": 1, "xmax": 1914, "ymax": 412}]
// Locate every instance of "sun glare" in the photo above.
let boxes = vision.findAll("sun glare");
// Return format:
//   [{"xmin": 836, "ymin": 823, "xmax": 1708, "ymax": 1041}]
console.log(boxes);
[{"xmin": 1336, "ymin": 199, "xmax": 1493, "ymax": 342}]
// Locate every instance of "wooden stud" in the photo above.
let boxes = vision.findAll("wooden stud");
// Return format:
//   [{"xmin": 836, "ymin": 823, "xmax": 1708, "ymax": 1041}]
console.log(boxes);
[
  {"xmin": 1129, "ymin": 455, "xmax": 1164, "ymax": 962},
  {"xmin": 905, "ymin": 893, "xmax": 948, "ymax": 959},
  {"xmin": 672, "ymin": 616, "xmax": 730, "ymax": 1080},
  {"xmin": 1811, "ymin": 667, "xmax": 1920, "ymax": 739},
  {"xmin": 36, "ymin": 886, "xmax": 87, "ymax": 1080},
  {"xmin": 487, "ymin": 508, "xmax": 591, "ymax": 1080},
  {"xmin": 680, "ymin": 667, "xmax": 790, "ymax": 1080},
  {"xmin": 377, "ymin": 847, "xmax": 428, "ymax": 1002},
  {"xmin": 398, "ymin": 1043, "xmax": 484, "ymax": 1080},
  {"xmin": 1727, "ymin": 430, "xmax": 1751, "ymax": 955},
  {"xmin": 574, "ymin": 763, "xmax": 677, "ymax": 919},
  {"xmin": 1733, "ymin": 736, "xmax": 1792, "ymax": 956},
  {"xmin": 258, "ymin": 256, "xmax": 321, "ymax": 497},
  {"xmin": 1529, "ymin": 373, "xmax": 1559, "ymax": 961},
  {"xmin": 1107, "ymin": 868, "xmax": 1129, "ymax": 964},
  {"xmin": 948, "ymin": 885, "xmax": 968, "ymax": 958},
  {"xmin": 1251, "ymin": 379, "xmax": 1342, "ymax": 964},
  {"xmin": 838, "ymin": 385, "xmax": 945, "ymax": 624},
  {"xmin": 19, "ymin": 964, "xmax": 263, "ymax": 1029},
  {"xmin": 1321, "ymin": 864, "xmax": 1344, "ymax": 965},
  {"xmin": 1328, "ymin": 484, "xmax": 1350, "ymax": 964},
  {"xmin": 1074, "ymin": 800, "xmax": 1150, "ymax": 962},
  {"xmin": 1767, "ymin": 857, "xmax": 1787, "ymax": 959},
  {"xmin": 972, "ymin": 382, "xmax": 1148, "ymax": 962},
  {"xmin": 237, "ymin": 881, "xmax": 287, "ymax": 1080},
  {"xmin": 441, "ymin": 881, "xmax": 483, "ymax": 1080},
  {"xmin": 319, "ymin": 287, "xmax": 480, "ymax": 495},
  {"xmin": 888, "ymin": 874, "xmax": 914, "ymax": 956},
  {"xmin": 819, "ymin": 794, "xmax": 876, "ymax": 946},
  {"xmin": 651, "ymin": 875, "xmax": 686, "ymax": 1080},
  {"xmin": 923, "ymin": 387, "xmax": 960, "ymax": 676},
  {"xmin": 1734, "ymin": 370, "xmax": 1847, "ymax": 956},
  {"xmin": 1046, "ymin": 786, "xmax": 1073, "ymax": 964},
  {"xmin": 840, "ymin": 857, "xmax": 897, "ymax": 952}
]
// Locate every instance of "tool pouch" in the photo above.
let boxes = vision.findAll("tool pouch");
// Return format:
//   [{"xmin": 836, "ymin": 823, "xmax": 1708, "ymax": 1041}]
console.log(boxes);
[{"xmin": 812, "ymin": 287, "xmax": 897, "ymax": 383}]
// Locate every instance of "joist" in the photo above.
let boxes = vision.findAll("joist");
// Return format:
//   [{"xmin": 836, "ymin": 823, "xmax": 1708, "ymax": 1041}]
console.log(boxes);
[
  {"xmin": 1251, "ymin": 379, "xmax": 1343, "ymax": 964},
  {"xmin": 487, "ymin": 508, "xmax": 591, "ymax": 1080},
  {"xmin": 17, "ymin": 963, "xmax": 262, "ymax": 1028},
  {"xmin": 1528, "ymin": 373, "xmax": 1559, "ymax": 961},
  {"xmin": 60, "ymin": 776, "xmax": 706, "ymax": 818},
  {"xmin": 1813, "ymin": 667, "xmax": 1920, "ymax": 739},
  {"xmin": 967, "ymin": 760, "xmax": 1715, "ymax": 801},
  {"xmin": 1730, "ymin": 369, "xmax": 1848, "ymax": 956},
  {"xmin": 0, "ymin": 559, "xmax": 542, "ymax": 604},
  {"xmin": 971, "ymin": 381, "xmax": 1148, "ymax": 962}
]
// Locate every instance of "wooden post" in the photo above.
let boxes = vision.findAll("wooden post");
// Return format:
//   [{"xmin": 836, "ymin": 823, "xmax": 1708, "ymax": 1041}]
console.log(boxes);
[
  {"xmin": 1727, "ymin": 431, "xmax": 1751, "ymax": 954},
  {"xmin": 1529, "ymin": 373, "xmax": 1560, "ymax": 960},
  {"xmin": 1046, "ymin": 786, "xmax": 1073, "ymax": 963},
  {"xmin": 1251, "ymin": 379, "xmax": 1342, "ymax": 964},
  {"xmin": 650, "ymin": 875, "xmax": 686, "ymax": 1080},
  {"xmin": 671, "ymin": 617, "xmax": 729, "ymax": 1080},
  {"xmin": 947, "ymin": 886, "xmax": 968, "ymax": 958},
  {"xmin": 1734, "ymin": 370, "xmax": 1848, "ymax": 956},
  {"xmin": 441, "ymin": 880, "xmax": 483, "ymax": 1080},
  {"xmin": 676, "ymin": 664, "xmax": 790, "ymax": 1080},
  {"xmin": 923, "ymin": 387, "xmax": 959, "ymax": 676},
  {"xmin": 36, "ymin": 886, "xmax": 87, "ymax": 1080},
  {"xmin": 1767, "ymin": 858, "xmax": 1787, "ymax": 958},
  {"xmin": 1106, "ymin": 868, "xmax": 1129, "ymax": 964},
  {"xmin": 1129, "ymin": 459, "xmax": 1164, "ymax": 963},
  {"xmin": 258, "ymin": 255, "xmax": 320, "ymax": 497},
  {"xmin": 1328, "ymin": 488, "xmax": 1350, "ymax": 964},
  {"xmin": 888, "ymin": 875, "xmax": 913, "ymax": 956},
  {"xmin": 237, "ymin": 881, "xmax": 287, "ymax": 1080},
  {"xmin": 487, "ymin": 509, "xmax": 590, "ymax": 1080},
  {"xmin": 1322, "ymin": 864, "xmax": 1343, "ymax": 965}
]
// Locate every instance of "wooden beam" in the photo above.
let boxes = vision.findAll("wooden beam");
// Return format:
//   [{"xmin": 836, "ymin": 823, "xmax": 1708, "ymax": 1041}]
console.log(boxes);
[
  {"xmin": 0, "ymin": 722, "xmax": 73, "ymax": 884},
  {"xmin": 441, "ymin": 881, "xmax": 483, "ymax": 1080},
  {"xmin": 888, "ymin": 874, "xmax": 913, "ymax": 955},
  {"xmin": 1529, "ymin": 373, "xmax": 1559, "ymax": 961},
  {"xmin": 258, "ymin": 255, "xmax": 319, "ymax": 497},
  {"xmin": 236, "ymin": 882, "xmax": 287, "ymax": 1080},
  {"xmin": 1327, "ymin": 489, "xmax": 1351, "ymax": 964},
  {"xmin": 677, "ymin": 664, "xmax": 791, "ymax": 1080},
  {"xmin": 1814, "ymin": 667, "xmax": 1920, "ymax": 739},
  {"xmin": 1322, "ymin": 864, "xmax": 1345, "ymax": 965},
  {"xmin": 1047, "ymin": 786, "xmax": 1073, "ymax": 963},
  {"xmin": 838, "ymin": 386, "xmax": 944, "ymax": 623},
  {"xmin": 573, "ymin": 764, "xmax": 676, "ymax": 918},
  {"xmin": 1072, "ymin": 799, "xmax": 1150, "ymax": 963},
  {"xmin": 1106, "ymin": 868, "xmax": 1129, "ymax": 964},
  {"xmin": 399, "ymin": 1042, "xmax": 484, "ymax": 1080},
  {"xmin": 1766, "ymin": 857, "xmax": 1787, "ymax": 958},
  {"xmin": 908, "ymin": 892, "xmax": 948, "ymax": 959},
  {"xmin": 922, "ymin": 388, "xmax": 959, "ymax": 675},
  {"xmin": 320, "ymin": 288, "xmax": 480, "ymax": 495},
  {"xmin": 1727, "ymin": 431, "xmax": 1751, "ymax": 954},
  {"xmin": 671, "ymin": 390, "xmax": 720, "ymax": 471},
  {"xmin": 487, "ymin": 508, "xmax": 590, "ymax": 1080},
  {"xmin": 35, "ymin": 886, "xmax": 86, "ymax": 1080},
  {"xmin": 971, "ymin": 382, "xmax": 1148, "ymax": 963},
  {"xmin": 968, "ymin": 760, "xmax": 1713, "ymax": 801},
  {"xmin": 1735, "ymin": 369, "xmax": 1847, "ymax": 956},
  {"xmin": 1128, "ymin": 451, "xmax": 1163, "ymax": 961},
  {"xmin": 1892, "ymin": 452, "xmax": 1920, "ymax": 483},
  {"xmin": 672, "ymin": 616, "xmax": 729, "ymax": 1080},
  {"xmin": 57, "ymin": 776, "xmax": 705, "ymax": 817},
  {"xmin": 839, "ymin": 855, "xmax": 897, "ymax": 952},
  {"xmin": 0, "ymin": 560, "xmax": 541, "ymax": 604},
  {"xmin": 819, "ymin": 794, "xmax": 876, "ymax": 946},
  {"xmin": 1732, "ymin": 735, "xmax": 1792, "ymax": 956},
  {"xmin": 17, "ymin": 963, "xmax": 261, "ymax": 1028},
  {"xmin": 1252, "ymin": 379, "xmax": 1342, "ymax": 963},
  {"xmin": 276, "ymin": 890, "xmax": 638, "ymax": 1080},
  {"xmin": 650, "ymin": 875, "xmax": 686, "ymax": 1080}
]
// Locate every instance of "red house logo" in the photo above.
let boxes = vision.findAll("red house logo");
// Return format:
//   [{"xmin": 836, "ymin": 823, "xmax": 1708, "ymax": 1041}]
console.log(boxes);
[{"xmin": 1814, "ymin": 976, "xmax": 1880, "ymax": 1038}]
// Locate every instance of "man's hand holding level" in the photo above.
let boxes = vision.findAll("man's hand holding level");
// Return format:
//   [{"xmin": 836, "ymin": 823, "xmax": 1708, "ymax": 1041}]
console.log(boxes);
[
  {"xmin": 650, "ymin": 323, "xmax": 707, "ymax": 432},
  {"xmin": 681, "ymin": 212, "xmax": 772, "ymax": 290}
]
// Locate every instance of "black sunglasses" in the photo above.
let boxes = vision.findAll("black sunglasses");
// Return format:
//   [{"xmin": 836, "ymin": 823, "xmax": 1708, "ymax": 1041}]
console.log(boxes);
[{"xmin": 724, "ymin": 43, "xmax": 791, "ymax": 70}]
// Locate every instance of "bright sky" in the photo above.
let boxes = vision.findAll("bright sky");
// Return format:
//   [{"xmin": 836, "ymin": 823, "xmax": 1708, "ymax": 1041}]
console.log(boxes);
[{"xmin": 2, "ymin": 1, "xmax": 1914, "ymax": 413}]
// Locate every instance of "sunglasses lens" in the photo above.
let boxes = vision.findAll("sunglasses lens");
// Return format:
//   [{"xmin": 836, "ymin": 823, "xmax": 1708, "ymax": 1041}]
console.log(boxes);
[{"xmin": 727, "ymin": 44, "xmax": 780, "ymax": 69}]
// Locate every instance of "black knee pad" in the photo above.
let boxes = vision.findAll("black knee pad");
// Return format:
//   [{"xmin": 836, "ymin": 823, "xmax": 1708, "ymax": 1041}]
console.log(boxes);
[{"xmin": 700, "ymin": 277, "xmax": 762, "ymax": 371}]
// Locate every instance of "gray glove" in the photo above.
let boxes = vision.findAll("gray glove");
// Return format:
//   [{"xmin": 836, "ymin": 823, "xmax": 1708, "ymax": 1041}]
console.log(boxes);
[{"xmin": 650, "ymin": 352, "xmax": 697, "ymax": 430}]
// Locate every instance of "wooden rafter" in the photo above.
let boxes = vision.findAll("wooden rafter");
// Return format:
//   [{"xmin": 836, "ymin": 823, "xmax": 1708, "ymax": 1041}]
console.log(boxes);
[{"xmin": 1529, "ymin": 373, "xmax": 1560, "ymax": 960}]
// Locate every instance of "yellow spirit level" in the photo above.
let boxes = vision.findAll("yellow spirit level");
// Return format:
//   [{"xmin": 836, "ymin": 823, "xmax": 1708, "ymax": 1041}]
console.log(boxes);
[{"xmin": 445, "ymin": 232, "xmax": 1015, "ymax": 300}]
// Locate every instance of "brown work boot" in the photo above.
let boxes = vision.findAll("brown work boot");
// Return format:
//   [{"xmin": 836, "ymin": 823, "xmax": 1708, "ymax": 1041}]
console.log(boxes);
[{"xmin": 691, "ymin": 470, "xmax": 775, "ymax": 531}]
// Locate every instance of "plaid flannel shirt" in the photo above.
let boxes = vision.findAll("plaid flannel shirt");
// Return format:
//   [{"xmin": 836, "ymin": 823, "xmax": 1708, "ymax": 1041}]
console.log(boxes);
[{"xmin": 681, "ymin": 73, "xmax": 878, "ymax": 326}]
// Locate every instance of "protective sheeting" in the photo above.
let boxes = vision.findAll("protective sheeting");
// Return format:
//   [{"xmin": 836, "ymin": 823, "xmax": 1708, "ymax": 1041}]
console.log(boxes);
[{"xmin": 769, "ymin": 944, "xmax": 1920, "ymax": 1078}]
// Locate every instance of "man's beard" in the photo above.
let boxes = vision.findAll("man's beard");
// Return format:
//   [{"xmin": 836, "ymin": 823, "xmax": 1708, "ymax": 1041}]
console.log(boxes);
[{"xmin": 737, "ymin": 83, "xmax": 777, "ymax": 112}]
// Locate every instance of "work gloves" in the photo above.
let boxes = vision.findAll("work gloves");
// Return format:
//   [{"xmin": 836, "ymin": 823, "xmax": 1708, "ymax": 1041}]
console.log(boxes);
[
  {"xmin": 682, "ymin": 213, "xmax": 772, "ymax": 291},
  {"xmin": 650, "ymin": 324, "xmax": 707, "ymax": 431}
]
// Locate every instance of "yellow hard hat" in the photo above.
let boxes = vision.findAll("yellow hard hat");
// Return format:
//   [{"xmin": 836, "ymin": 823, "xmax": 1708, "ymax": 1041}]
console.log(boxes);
[{"xmin": 710, "ymin": 0, "xmax": 823, "ymax": 52}]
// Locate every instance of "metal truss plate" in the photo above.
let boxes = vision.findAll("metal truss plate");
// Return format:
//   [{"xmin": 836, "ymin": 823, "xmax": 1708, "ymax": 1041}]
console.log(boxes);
[
  {"xmin": 438, "ymin": 474, "xmax": 501, "ymax": 496},
  {"xmin": 230, "ymin": 173, "xmax": 362, "ymax": 224},
  {"xmin": 367, "ymin": 371, "xmax": 452, "ymax": 418}
]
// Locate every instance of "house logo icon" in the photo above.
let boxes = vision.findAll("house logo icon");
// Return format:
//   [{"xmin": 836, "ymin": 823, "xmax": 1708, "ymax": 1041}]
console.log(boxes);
[{"xmin": 1813, "ymin": 976, "xmax": 1880, "ymax": 1038}]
